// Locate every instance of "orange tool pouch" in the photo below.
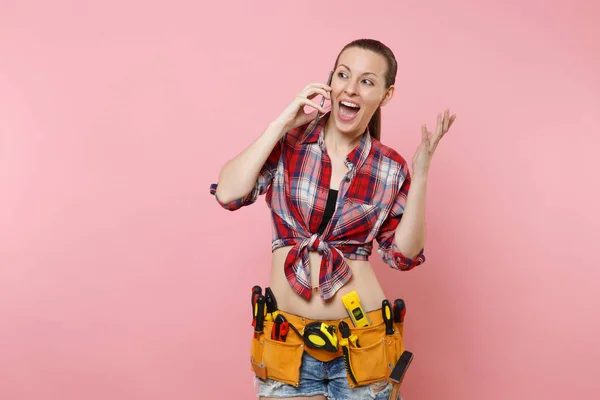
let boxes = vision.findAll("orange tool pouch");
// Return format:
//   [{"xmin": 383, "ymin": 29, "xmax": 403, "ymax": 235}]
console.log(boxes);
[{"xmin": 250, "ymin": 309, "xmax": 406, "ymax": 388}]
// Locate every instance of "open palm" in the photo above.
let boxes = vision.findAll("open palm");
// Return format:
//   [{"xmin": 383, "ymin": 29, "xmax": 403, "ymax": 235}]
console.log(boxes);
[{"xmin": 412, "ymin": 109, "xmax": 457, "ymax": 174}]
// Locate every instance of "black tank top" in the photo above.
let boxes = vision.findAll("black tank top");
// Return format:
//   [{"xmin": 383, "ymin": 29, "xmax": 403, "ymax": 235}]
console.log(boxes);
[{"xmin": 317, "ymin": 189, "xmax": 338, "ymax": 235}]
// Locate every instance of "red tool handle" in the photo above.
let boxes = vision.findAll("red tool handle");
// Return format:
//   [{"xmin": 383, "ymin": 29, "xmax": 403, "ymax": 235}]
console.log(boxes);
[
  {"xmin": 393, "ymin": 299, "xmax": 406, "ymax": 323},
  {"xmin": 279, "ymin": 322, "xmax": 289, "ymax": 341}
]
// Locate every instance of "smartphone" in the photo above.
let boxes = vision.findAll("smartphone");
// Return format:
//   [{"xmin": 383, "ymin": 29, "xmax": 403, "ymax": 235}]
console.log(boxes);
[{"xmin": 315, "ymin": 70, "xmax": 334, "ymax": 123}]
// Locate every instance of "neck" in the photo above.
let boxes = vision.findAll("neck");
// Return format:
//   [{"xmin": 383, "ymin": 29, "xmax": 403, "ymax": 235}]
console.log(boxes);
[{"xmin": 323, "ymin": 118, "xmax": 365, "ymax": 157}]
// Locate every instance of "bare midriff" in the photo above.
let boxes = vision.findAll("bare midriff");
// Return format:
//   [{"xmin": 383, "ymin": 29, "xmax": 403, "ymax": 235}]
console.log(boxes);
[{"xmin": 270, "ymin": 245, "xmax": 386, "ymax": 320}]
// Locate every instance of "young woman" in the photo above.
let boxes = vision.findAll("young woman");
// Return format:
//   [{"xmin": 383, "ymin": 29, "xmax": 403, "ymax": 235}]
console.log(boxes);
[{"xmin": 211, "ymin": 39, "xmax": 456, "ymax": 400}]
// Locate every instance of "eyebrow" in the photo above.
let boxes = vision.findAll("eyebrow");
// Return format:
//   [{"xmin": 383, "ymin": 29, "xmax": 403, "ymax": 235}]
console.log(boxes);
[{"xmin": 338, "ymin": 64, "xmax": 378, "ymax": 78}]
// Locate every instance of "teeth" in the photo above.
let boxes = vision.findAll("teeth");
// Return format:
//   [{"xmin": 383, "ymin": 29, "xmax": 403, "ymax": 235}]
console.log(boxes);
[{"xmin": 341, "ymin": 100, "xmax": 360, "ymax": 109}]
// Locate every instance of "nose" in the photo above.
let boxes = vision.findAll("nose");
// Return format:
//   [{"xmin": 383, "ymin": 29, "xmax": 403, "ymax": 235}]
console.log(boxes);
[{"xmin": 344, "ymin": 79, "xmax": 358, "ymax": 96}]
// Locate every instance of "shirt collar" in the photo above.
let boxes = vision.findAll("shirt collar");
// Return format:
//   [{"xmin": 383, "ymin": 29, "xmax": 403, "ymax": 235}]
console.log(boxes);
[{"xmin": 300, "ymin": 111, "xmax": 372, "ymax": 171}]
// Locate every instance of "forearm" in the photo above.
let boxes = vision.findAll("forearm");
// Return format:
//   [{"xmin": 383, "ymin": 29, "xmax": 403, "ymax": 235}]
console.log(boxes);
[
  {"xmin": 215, "ymin": 120, "xmax": 287, "ymax": 204},
  {"xmin": 393, "ymin": 170, "xmax": 427, "ymax": 258}
]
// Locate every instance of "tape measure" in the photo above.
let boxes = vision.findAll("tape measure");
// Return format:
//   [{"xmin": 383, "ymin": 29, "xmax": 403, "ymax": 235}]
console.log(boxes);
[
  {"xmin": 303, "ymin": 322, "xmax": 338, "ymax": 352},
  {"xmin": 341, "ymin": 290, "xmax": 371, "ymax": 327}
]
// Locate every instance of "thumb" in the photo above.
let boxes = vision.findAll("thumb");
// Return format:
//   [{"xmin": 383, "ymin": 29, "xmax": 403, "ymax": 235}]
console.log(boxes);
[{"xmin": 303, "ymin": 110, "xmax": 318, "ymax": 123}]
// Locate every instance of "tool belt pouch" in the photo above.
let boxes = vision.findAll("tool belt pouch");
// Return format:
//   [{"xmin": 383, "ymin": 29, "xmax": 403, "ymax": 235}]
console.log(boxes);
[
  {"xmin": 345, "ymin": 320, "xmax": 406, "ymax": 388},
  {"xmin": 250, "ymin": 320, "xmax": 304, "ymax": 387}
]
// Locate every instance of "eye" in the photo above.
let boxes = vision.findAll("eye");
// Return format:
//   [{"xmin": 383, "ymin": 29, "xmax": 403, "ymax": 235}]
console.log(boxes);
[
  {"xmin": 337, "ymin": 72, "xmax": 348, "ymax": 79},
  {"xmin": 362, "ymin": 79, "xmax": 374, "ymax": 86}
]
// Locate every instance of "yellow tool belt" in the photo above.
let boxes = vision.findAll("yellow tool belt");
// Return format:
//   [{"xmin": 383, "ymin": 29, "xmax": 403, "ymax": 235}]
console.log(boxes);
[{"xmin": 250, "ymin": 308, "xmax": 406, "ymax": 388}]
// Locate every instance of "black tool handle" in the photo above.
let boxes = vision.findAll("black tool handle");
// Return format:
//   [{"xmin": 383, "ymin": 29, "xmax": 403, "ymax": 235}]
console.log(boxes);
[
  {"xmin": 252, "ymin": 286, "xmax": 262, "ymax": 303},
  {"xmin": 382, "ymin": 300, "xmax": 394, "ymax": 335},
  {"xmin": 265, "ymin": 287, "xmax": 278, "ymax": 314},
  {"xmin": 338, "ymin": 320, "xmax": 351, "ymax": 339},
  {"xmin": 389, "ymin": 350, "xmax": 414, "ymax": 384},
  {"xmin": 393, "ymin": 299, "xmax": 406, "ymax": 323},
  {"xmin": 251, "ymin": 286, "xmax": 262, "ymax": 311},
  {"xmin": 255, "ymin": 295, "xmax": 266, "ymax": 333},
  {"xmin": 251, "ymin": 286, "xmax": 262, "ymax": 324}
]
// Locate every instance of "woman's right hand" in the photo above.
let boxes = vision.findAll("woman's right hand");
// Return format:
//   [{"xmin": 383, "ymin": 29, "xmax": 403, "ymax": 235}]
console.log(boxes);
[{"xmin": 273, "ymin": 83, "xmax": 332, "ymax": 133}]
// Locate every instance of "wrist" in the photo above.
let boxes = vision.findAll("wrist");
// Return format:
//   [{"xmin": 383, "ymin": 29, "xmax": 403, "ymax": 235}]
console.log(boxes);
[
  {"xmin": 270, "ymin": 119, "xmax": 289, "ymax": 134},
  {"xmin": 268, "ymin": 119, "xmax": 289, "ymax": 139},
  {"xmin": 412, "ymin": 168, "xmax": 429, "ymax": 182}
]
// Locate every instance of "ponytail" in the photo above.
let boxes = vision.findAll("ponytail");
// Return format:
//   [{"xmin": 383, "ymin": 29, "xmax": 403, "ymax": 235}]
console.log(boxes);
[{"xmin": 368, "ymin": 107, "xmax": 381, "ymax": 141}]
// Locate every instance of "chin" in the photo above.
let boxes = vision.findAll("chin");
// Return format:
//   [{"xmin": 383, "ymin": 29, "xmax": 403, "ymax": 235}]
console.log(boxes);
[{"xmin": 332, "ymin": 106, "xmax": 366, "ymax": 135}]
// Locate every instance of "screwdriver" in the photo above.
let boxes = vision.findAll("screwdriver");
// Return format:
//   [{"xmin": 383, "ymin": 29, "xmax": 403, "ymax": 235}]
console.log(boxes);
[
  {"xmin": 393, "ymin": 299, "xmax": 406, "ymax": 323},
  {"xmin": 251, "ymin": 286, "xmax": 262, "ymax": 326},
  {"xmin": 382, "ymin": 299, "xmax": 395, "ymax": 335},
  {"xmin": 254, "ymin": 295, "xmax": 266, "ymax": 338}
]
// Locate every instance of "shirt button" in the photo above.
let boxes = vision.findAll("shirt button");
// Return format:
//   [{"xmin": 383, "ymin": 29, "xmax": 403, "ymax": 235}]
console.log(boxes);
[{"xmin": 345, "ymin": 177, "xmax": 350, "ymax": 182}]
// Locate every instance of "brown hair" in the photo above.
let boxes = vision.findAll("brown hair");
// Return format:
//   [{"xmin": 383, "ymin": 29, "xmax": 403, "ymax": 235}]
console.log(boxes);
[{"xmin": 333, "ymin": 39, "xmax": 398, "ymax": 141}]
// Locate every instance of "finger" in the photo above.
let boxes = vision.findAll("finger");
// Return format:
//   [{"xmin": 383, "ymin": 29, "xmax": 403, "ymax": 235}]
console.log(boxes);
[
  {"xmin": 305, "ymin": 87, "xmax": 331, "ymax": 101},
  {"xmin": 302, "ymin": 110, "xmax": 319, "ymax": 122},
  {"xmin": 421, "ymin": 124, "xmax": 428, "ymax": 141},
  {"xmin": 435, "ymin": 113, "xmax": 443, "ymax": 136},
  {"xmin": 448, "ymin": 114, "xmax": 457, "ymax": 129},
  {"xmin": 443, "ymin": 109, "xmax": 450, "ymax": 132},
  {"xmin": 300, "ymin": 98, "xmax": 327, "ymax": 113},
  {"xmin": 303, "ymin": 82, "xmax": 333, "ymax": 93}
]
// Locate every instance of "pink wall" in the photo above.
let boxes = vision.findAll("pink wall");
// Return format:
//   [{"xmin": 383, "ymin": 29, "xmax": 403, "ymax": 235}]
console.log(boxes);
[{"xmin": 1, "ymin": 1, "xmax": 598, "ymax": 399}]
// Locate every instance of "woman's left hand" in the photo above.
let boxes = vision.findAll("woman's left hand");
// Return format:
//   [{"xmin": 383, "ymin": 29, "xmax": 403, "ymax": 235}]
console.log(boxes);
[{"xmin": 412, "ymin": 109, "xmax": 456, "ymax": 175}]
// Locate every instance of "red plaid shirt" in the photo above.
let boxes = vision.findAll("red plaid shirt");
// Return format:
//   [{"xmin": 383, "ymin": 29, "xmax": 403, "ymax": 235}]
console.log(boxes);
[{"xmin": 210, "ymin": 112, "xmax": 425, "ymax": 300}]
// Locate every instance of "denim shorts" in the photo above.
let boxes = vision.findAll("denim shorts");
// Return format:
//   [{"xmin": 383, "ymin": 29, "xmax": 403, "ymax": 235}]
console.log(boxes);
[{"xmin": 255, "ymin": 351, "xmax": 403, "ymax": 399}]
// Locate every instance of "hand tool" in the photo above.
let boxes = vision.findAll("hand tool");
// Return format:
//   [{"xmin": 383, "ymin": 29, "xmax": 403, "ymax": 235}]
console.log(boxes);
[
  {"xmin": 279, "ymin": 322, "xmax": 289, "ymax": 342},
  {"xmin": 393, "ymin": 299, "xmax": 406, "ymax": 323},
  {"xmin": 274, "ymin": 314, "xmax": 289, "ymax": 342},
  {"xmin": 265, "ymin": 287, "xmax": 277, "ymax": 313},
  {"xmin": 264, "ymin": 287, "xmax": 280, "ymax": 321},
  {"xmin": 251, "ymin": 286, "xmax": 262, "ymax": 326},
  {"xmin": 269, "ymin": 313, "xmax": 289, "ymax": 342},
  {"xmin": 338, "ymin": 321, "xmax": 358, "ymax": 385},
  {"xmin": 382, "ymin": 299, "xmax": 395, "ymax": 335},
  {"xmin": 271, "ymin": 319, "xmax": 281, "ymax": 341},
  {"xmin": 341, "ymin": 290, "xmax": 371, "ymax": 327},
  {"xmin": 388, "ymin": 350, "xmax": 413, "ymax": 400},
  {"xmin": 254, "ymin": 295, "xmax": 266, "ymax": 338},
  {"xmin": 338, "ymin": 320, "xmax": 359, "ymax": 348},
  {"xmin": 303, "ymin": 321, "xmax": 338, "ymax": 352}
]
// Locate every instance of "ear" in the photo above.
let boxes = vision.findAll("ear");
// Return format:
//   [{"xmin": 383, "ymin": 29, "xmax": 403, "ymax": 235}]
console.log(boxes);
[{"xmin": 379, "ymin": 85, "xmax": 395, "ymax": 108}]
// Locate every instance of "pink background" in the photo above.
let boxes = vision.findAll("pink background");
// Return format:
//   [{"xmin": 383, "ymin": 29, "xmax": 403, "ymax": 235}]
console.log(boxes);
[{"xmin": 1, "ymin": 0, "xmax": 599, "ymax": 399}]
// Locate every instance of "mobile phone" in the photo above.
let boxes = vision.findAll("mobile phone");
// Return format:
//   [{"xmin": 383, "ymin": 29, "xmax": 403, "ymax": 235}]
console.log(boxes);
[{"xmin": 315, "ymin": 70, "xmax": 334, "ymax": 123}]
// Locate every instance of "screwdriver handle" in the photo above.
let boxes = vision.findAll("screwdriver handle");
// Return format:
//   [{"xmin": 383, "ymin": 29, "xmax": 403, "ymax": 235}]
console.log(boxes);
[
  {"xmin": 382, "ymin": 300, "xmax": 394, "ymax": 335},
  {"xmin": 251, "ymin": 286, "xmax": 262, "ymax": 326},
  {"xmin": 252, "ymin": 286, "xmax": 262, "ymax": 303},
  {"xmin": 393, "ymin": 299, "xmax": 406, "ymax": 323},
  {"xmin": 255, "ymin": 295, "xmax": 266, "ymax": 333}
]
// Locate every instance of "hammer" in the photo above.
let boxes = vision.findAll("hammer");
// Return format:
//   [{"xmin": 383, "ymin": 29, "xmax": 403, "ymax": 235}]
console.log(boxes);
[{"xmin": 387, "ymin": 350, "xmax": 414, "ymax": 400}]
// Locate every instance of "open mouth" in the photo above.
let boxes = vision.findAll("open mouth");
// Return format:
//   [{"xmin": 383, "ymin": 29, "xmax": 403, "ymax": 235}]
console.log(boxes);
[{"xmin": 338, "ymin": 100, "xmax": 361, "ymax": 121}]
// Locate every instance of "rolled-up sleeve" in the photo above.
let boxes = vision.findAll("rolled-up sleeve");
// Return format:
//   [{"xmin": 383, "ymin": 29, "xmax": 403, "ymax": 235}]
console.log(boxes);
[
  {"xmin": 375, "ymin": 165, "xmax": 426, "ymax": 270},
  {"xmin": 210, "ymin": 137, "xmax": 282, "ymax": 211}
]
